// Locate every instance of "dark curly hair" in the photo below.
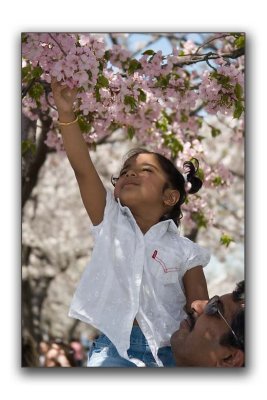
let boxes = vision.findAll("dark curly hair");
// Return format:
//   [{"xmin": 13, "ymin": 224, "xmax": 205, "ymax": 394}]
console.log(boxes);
[
  {"xmin": 219, "ymin": 280, "xmax": 245, "ymax": 353},
  {"xmin": 111, "ymin": 148, "xmax": 203, "ymax": 227}
]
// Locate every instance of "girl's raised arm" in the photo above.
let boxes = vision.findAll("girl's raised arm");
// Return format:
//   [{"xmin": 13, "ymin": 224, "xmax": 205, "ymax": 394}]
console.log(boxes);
[
  {"xmin": 183, "ymin": 266, "xmax": 209, "ymax": 313},
  {"xmin": 51, "ymin": 79, "xmax": 106, "ymax": 225}
]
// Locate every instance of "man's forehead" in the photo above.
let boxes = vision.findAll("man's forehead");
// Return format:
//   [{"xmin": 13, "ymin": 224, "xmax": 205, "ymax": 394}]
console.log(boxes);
[
  {"xmin": 219, "ymin": 293, "xmax": 235, "ymax": 307},
  {"xmin": 220, "ymin": 293, "xmax": 232, "ymax": 301},
  {"xmin": 219, "ymin": 292, "xmax": 242, "ymax": 319}
]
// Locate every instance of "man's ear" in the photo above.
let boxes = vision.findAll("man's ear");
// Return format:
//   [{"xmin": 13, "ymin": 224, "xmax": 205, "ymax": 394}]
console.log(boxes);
[
  {"xmin": 163, "ymin": 189, "xmax": 180, "ymax": 207},
  {"xmin": 218, "ymin": 348, "xmax": 244, "ymax": 367}
]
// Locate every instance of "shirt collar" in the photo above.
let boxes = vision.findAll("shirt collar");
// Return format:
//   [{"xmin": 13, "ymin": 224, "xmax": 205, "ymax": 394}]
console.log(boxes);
[{"xmin": 116, "ymin": 197, "xmax": 179, "ymax": 235}]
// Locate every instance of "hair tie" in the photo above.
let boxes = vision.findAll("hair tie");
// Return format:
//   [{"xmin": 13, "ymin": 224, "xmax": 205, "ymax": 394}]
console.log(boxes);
[
  {"xmin": 183, "ymin": 158, "xmax": 202, "ymax": 194},
  {"xmin": 182, "ymin": 173, "xmax": 192, "ymax": 193}
]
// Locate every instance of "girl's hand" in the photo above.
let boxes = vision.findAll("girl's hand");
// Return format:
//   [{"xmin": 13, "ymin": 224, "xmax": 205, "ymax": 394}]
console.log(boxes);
[{"xmin": 51, "ymin": 78, "xmax": 78, "ymax": 120}]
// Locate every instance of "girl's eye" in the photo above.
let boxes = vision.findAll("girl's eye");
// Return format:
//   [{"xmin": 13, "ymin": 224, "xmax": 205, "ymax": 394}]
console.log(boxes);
[
  {"xmin": 143, "ymin": 168, "xmax": 152, "ymax": 172},
  {"xmin": 120, "ymin": 170, "xmax": 127, "ymax": 176}
]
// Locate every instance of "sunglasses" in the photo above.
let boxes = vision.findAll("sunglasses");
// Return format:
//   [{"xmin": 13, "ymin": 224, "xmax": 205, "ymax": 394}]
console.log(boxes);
[{"xmin": 205, "ymin": 295, "xmax": 240, "ymax": 344}]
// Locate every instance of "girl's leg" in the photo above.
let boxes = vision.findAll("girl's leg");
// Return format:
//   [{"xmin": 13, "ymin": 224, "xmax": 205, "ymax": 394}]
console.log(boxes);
[
  {"xmin": 157, "ymin": 346, "xmax": 176, "ymax": 367},
  {"xmin": 87, "ymin": 328, "xmax": 176, "ymax": 367},
  {"xmin": 87, "ymin": 334, "xmax": 137, "ymax": 367},
  {"xmin": 127, "ymin": 327, "xmax": 176, "ymax": 367},
  {"xmin": 127, "ymin": 326, "xmax": 158, "ymax": 367}
]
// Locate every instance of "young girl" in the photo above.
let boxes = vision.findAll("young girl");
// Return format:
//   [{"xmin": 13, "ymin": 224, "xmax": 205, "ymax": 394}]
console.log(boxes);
[{"xmin": 51, "ymin": 79, "xmax": 210, "ymax": 367}]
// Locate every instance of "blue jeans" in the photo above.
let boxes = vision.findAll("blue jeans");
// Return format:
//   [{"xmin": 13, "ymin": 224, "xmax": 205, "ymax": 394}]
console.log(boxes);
[{"xmin": 87, "ymin": 326, "xmax": 176, "ymax": 367}]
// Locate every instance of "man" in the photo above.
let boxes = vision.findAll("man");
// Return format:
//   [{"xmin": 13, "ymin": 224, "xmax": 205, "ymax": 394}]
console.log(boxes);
[{"xmin": 171, "ymin": 281, "xmax": 245, "ymax": 367}]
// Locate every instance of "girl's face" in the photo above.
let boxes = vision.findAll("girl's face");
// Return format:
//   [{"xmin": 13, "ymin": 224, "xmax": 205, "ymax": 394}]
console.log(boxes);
[{"xmin": 114, "ymin": 153, "xmax": 176, "ymax": 212}]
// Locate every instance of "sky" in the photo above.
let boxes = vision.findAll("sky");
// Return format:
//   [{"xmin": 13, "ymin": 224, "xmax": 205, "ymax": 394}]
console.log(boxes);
[
  {"xmin": 1, "ymin": 0, "xmax": 266, "ymax": 397},
  {"xmin": 106, "ymin": 32, "xmax": 211, "ymax": 58}
]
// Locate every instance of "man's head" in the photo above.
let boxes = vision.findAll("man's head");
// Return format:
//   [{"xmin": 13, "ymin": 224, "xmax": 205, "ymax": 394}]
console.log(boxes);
[{"xmin": 171, "ymin": 281, "xmax": 245, "ymax": 367}]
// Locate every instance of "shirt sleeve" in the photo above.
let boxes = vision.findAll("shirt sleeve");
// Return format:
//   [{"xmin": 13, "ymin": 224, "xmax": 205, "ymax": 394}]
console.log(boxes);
[
  {"xmin": 91, "ymin": 189, "xmax": 117, "ymax": 238},
  {"xmin": 183, "ymin": 237, "xmax": 211, "ymax": 272}
]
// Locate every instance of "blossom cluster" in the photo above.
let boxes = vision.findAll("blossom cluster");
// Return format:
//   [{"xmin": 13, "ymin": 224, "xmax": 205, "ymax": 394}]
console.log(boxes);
[
  {"xmin": 199, "ymin": 60, "xmax": 244, "ymax": 118},
  {"xmin": 22, "ymin": 32, "xmax": 245, "ymax": 231}
]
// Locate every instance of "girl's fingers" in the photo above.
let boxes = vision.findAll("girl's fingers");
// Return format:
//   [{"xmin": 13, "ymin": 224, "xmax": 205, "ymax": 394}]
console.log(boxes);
[
  {"xmin": 51, "ymin": 77, "xmax": 67, "ymax": 92},
  {"xmin": 50, "ymin": 77, "xmax": 61, "ymax": 90},
  {"xmin": 50, "ymin": 77, "xmax": 78, "ymax": 105}
]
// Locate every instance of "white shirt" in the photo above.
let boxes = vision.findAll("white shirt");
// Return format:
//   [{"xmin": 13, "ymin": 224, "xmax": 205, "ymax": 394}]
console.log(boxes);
[{"xmin": 69, "ymin": 190, "xmax": 210, "ymax": 366}]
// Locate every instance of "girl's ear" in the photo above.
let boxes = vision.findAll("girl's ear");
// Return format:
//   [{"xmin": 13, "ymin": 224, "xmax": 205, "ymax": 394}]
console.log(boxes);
[{"xmin": 163, "ymin": 189, "xmax": 180, "ymax": 207}]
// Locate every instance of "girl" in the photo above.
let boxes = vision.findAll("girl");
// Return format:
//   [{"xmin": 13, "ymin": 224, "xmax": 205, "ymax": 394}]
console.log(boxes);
[{"xmin": 51, "ymin": 79, "xmax": 210, "ymax": 367}]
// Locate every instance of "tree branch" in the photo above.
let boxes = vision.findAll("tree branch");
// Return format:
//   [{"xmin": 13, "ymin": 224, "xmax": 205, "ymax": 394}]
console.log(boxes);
[
  {"xmin": 48, "ymin": 33, "xmax": 67, "ymax": 56},
  {"xmin": 173, "ymin": 47, "xmax": 245, "ymax": 68},
  {"xmin": 22, "ymin": 78, "xmax": 37, "ymax": 99},
  {"xmin": 194, "ymin": 34, "xmax": 233, "ymax": 54}
]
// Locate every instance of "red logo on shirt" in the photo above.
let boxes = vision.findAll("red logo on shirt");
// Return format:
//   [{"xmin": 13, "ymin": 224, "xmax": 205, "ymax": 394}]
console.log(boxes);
[{"xmin": 152, "ymin": 250, "xmax": 179, "ymax": 273}]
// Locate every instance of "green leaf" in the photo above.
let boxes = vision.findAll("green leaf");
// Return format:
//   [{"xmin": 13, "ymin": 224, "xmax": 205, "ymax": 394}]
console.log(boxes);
[
  {"xmin": 172, "ymin": 73, "xmax": 181, "ymax": 80},
  {"xmin": 97, "ymin": 74, "xmax": 109, "ymax": 88},
  {"xmin": 233, "ymin": 100, "xmax": 244, "ymax": 119},
  {"xmin": 220, "ymin": 93, "xmax": 232, "ymax": 107},
  {"xmin": 21, "ymin": 140, "xmax": 36, "ymax": 156},
  {"xmin": 142, "ymin": 49, "xmax": 156, "ymax": 56},
  {"xmin": 162, "ymin": 133, "xmax": 183, "ymax": 158},
  {"xmin": 156, "ymin": 74, "xmax": 171, "ymax": 88},
  {"xmin": 22, "ymin": 65, "xmax": 32, "ymax": 80},
  {"xmin": 28, "ymin": 82, "xmax": 44, "ymax": 102},
  {"xmin": 109, "ymin": 122, "xmax": 122, "ymax": 132},
  {"xmin": 77, "ymin": 115, "xmax": 91, "ymax": 133},
  {"xmin": 94, "ymin": 86, "xmax": 101, "ymax": 102},
  {"xmin": 212, "ymin": 176, "xmax": 222, "ymax": 186},
  {"xmin": 32, "ymin": 66, "xmax": 43, "ymax": 79},
  {"xmin": 234, "ymin": 83, "xmax": 243, "ymax": 100},
  {"xmin": 21, "ymin": 33, "xmax": 28, "ymax": 43},
  {"xmin": 211, "ymin": 72, "xmax": 232, "ymax": 90},
  {"xmin": 220, "ymin": 234, "xmax": 234, "ymax": 247},
  {"xmin": 162, "ymin": 110, "xmax": 173, "ymax": 124},
  {"xmin": 127, "ymin": 126, "xmax": 135, "ymax": 139},
  {"xmin": 138, "ymin": 89, "xmax": 146, "ymax": 102},
  {"xmin": 192, "ymin": 212, "xmax": 208, "ymax": 229},
  {"xmin": 184, "ymin": 79, "xmax": 190, "ymax": 90},
  {"xmin": 197, "ymin": 118, "xmax": 203, "ymax": 128},
  {"xmin": 98, "ymin": 60, "xmax": 104, "ymax": 72},
  {"xmin": 104, "ymin": 50, "xmax": 111, "ymax": 61},
  {"xmin": 234, "ymin": 35, "xmax": 245, "ymax": 49},
  {"xmin": 128, "ymin": 59, "xmax": 141, "ymax": 75},
  {"xmin": 180, "ymin": 111, "xmax": 188, "ymax": 123},
  {"xmin": 196, "ymin": 167, "xmax": 205, "ymax": 182},
  {"xmin": 22, "ymin": 64, "xmax": 43, "ymax": 83},
  {"xmin": 211, "ymin": 127, "xmax": 221, "ymax": 137},
  {"xmin": 156, "ymin": 116, "xmax": 169, "ymax": 133},
  {"xmin": 124, "ymin": 95, "xmax": 137, "ymax": 111}
]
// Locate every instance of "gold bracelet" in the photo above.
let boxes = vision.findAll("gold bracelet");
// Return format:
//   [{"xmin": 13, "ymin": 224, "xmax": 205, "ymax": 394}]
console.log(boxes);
[{"xmin": 58, "ymin": 116, "xmax": 78, "ymax": 126}]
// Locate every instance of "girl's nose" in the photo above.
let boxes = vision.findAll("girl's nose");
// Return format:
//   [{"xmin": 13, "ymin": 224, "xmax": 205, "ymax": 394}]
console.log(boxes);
[
  {"xmin": 126, "ymin": 169, "xmax": 137, "ymax": 177},
  {"xmin": 190, "ymin": 300, "xmax": 208, "ymax": 316}
]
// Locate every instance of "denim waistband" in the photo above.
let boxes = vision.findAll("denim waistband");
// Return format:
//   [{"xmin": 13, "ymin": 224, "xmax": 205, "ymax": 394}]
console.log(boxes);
[{"xmin": 97, "ymin": 326, "xmax": 149, "ymax": 349}]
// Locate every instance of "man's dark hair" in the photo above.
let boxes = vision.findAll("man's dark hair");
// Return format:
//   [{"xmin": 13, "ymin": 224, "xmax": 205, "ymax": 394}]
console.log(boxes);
[{"xmin": 220, "ymin": 280, "xmax": 245, "ymax": 352}]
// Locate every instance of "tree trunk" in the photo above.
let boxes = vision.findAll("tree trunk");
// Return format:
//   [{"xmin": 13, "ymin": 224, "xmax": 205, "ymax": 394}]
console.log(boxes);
[{"xmin": 22, "ymin": 116, "xmax": 52, "ymax": 208}]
